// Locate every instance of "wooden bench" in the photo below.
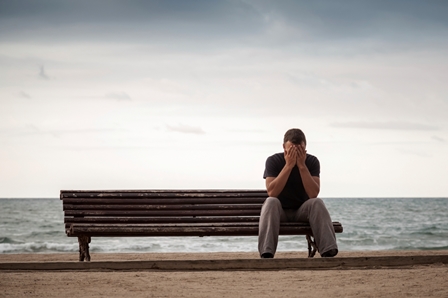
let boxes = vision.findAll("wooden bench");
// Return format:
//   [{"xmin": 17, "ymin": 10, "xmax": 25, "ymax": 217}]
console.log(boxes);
[{"xmin": 60, "ymin": 189, "xmax": 343, "ymax": 261}]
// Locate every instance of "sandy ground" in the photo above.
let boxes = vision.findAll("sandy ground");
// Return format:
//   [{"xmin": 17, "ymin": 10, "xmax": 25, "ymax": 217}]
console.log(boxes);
[{"xmin": 1, "ymin": 250, "xmax": 448, "ymax": 298}]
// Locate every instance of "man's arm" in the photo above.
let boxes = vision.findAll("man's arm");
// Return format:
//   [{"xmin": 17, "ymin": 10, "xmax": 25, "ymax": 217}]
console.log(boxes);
[
  {"xmin": 298, "ymin": 168, "xmax": 320, "ymax": 198},
  {"xmin": 296, "ymin": 145, "xmax": 320, "ymax": 198},
  {"xmin": 265, "ymin": 171, "xmax": 291, "ymax": 198}
]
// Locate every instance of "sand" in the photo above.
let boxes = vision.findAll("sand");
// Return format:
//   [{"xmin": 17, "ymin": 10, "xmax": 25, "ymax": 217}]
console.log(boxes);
[{"xmin": 1, "ymin": 250, "xmax": 448, "ymax": 298}]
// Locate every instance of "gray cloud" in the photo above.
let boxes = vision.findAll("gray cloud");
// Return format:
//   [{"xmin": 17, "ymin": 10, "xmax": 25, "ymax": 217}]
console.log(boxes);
[
  {"xmin": 4, "ymin": 124, "xmax": 123, "ymax": 138},
  {"xmin": 227, "ymin": 128, "xmax": 265, "ymax": 133},
  {"xmin": 330, "ymin": 121, "xmax": 439, "ymax": 131},
  {"xmin": 38, "ymin": 65, "xmax": 49, "ymax": 80},
  {"xmin": 19, "ymin": 91, "xmax": 31, "ymax": 99},
  {"xmin": 258, "ymin": 1, "xmax": 448, "ymax": 37},
  {"xmin": 0, "ymin": 0, "xmax": 263, "ymax": 45},
  {"xmin": 1, "ymin": 0, "xmax": 447, "ymax": 54},
  {"xmin": 105, "ymin": 92, "xmax": 132, "ymax": 101},
  {"xmin": 432, "ymin": 136, "xmax": 445, "ymax": 142},
  {"xmin": 166, "ymin": 124, "xmax": 205, "ymax": 135}
]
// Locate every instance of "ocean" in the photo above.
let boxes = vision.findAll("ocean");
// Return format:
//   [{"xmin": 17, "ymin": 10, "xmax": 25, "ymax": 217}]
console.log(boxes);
[{"xmin": 1, "ymin": 198, "xmax": 447, "ymax": 254}]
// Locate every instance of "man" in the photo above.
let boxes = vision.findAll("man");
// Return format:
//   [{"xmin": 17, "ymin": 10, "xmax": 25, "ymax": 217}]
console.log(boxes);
[{"xmin": 258, "ymin": 128, "xmax": 338, "ymax": 258}]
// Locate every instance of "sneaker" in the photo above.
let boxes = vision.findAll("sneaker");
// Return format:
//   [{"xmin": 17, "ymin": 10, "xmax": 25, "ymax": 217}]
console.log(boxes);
[
  {"xmin": 321, "ymin": 249, "xmax": 338, "ymax": 258},
  {"xmin": 261, "ymin": 253, "xmax": 274, "ymax": 258}
]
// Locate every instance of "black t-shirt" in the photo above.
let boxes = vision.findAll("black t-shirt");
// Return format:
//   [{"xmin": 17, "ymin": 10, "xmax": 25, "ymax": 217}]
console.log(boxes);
[{"xmin": 263, "ymin": 152, "xmax": 320, "ymax": 209}]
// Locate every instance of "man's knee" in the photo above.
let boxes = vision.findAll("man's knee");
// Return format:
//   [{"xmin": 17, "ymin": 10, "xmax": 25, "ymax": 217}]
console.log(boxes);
[
  {"xmin": 306, "ymin": 198, "xmax": 328, "ymax": 212},
  {"xmin": 263, "ymin": 197, "xmax": 282, "ymax": 209},
  {"xmin": 261, "ymin": 197, "xmax": 282, "ymax": 217},
  {"xmin": 311, "ymin": 197, "xmax": 324, "ymax": 206}
]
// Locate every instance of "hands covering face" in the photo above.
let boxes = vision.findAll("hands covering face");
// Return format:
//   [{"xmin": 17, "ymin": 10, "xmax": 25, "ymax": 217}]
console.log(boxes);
[{"xmin": 284, "ymin": 142, "xmax": 307, "ymax": 168}]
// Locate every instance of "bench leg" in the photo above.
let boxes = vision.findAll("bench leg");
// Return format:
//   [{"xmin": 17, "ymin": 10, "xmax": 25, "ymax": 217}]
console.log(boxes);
[
  {"xmin": 78, "ymin": 235, "xmax": 91, "ymax": 262},
  {"xmin": 306, "ymin": 234, "xmax": 318, "ymax": 258}
]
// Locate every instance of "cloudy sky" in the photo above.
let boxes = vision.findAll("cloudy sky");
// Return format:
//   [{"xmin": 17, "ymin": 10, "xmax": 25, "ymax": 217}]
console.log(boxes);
[{"xmin": 1, "ymin": 0, "xmax": 447, "ymax": 198}]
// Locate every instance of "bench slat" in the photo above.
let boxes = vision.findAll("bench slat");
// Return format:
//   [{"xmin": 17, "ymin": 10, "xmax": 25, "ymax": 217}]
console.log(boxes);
[
  {"xmin": 67, "ymin": 222, "xmax": 343, "ymax": 236},
  {"xmin": 64, "ymin": 216, "xmax": 261, "ymax": 228},
  {"xmin": 64, "ymin": 210, "xmax": 262, "ymax": 217},
  {"xmin": 68, "ymin": 222, "xmax": 341, "ymax": 228},
  {"xmin": 68, "ymin": 226, "xmax": 313, "ymax": 237},
  {"xmin": 67, "ymin": 221, "xmax": 342, "ymax": 233},
  {"xmin": 71, "ymin": 223, "xmax": 261, "ymax": 228},
  {"xmin": 63, "ymin": 204, "xmax": 262, "ymax": 211},
  {"xmin": 64, "ymin": 216, "xmax": 261, "ymax": 223},
  {"xmin": 61, "ymin": 190, "xmax": 268, "ymax": 199}
]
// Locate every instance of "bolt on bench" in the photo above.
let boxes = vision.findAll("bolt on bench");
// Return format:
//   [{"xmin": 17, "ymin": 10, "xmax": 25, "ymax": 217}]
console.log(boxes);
[{"xmin": 61, "ymin": 189, "xmax": 343, "ymax": 261}]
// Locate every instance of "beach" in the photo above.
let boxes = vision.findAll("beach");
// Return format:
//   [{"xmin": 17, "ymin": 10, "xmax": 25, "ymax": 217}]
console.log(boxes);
[{"xmin": 1, "ymin": 250, "xmax": 447, "ymax": 298}]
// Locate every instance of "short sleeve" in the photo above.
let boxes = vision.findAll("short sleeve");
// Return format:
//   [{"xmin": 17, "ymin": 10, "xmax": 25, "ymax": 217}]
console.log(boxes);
[
  {"xmin": 263, "ymin": 153, "xmax": 283, "ymax": 179},
  {"xmin": 306, "ymin": 155, "xmax": 320, "ymax": 177}
]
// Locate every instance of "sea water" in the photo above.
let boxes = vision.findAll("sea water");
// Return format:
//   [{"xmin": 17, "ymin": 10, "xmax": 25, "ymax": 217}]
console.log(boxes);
[{"xmin": 1, "ymin": 198, "xmax": 447, "ymax": 254}]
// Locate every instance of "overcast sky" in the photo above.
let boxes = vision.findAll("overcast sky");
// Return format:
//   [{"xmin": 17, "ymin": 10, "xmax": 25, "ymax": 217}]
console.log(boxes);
[{"xmin": 1, "ymin": 0, "xmax": 447, "ymax": 198}]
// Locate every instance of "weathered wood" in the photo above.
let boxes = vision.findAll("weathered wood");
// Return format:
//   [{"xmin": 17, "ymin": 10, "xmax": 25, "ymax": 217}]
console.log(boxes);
[
  {"xmin": 68, "ymin": 226, "xmax": 318, "ymax": 237},
  {"xmin": 64, "ymin": 220, "xmax": 343, "ymax": 234},
  {"xmin": 67, "ymin": 222, "xmax": 341, "ymax": 228},
  {"xmin": 64, "ymin": 209, "xmax": 262, "ymax": 217},
  {"xmin": 64, "ymin": 217, "xmax": 342, "ymax": 226},
  {"xmin": 67, "ymin": 223, "xmax": 342, "ymax": 237},
  {"xmin": 60, "ymin": 189, "xmax": 343, "ymax": 261},
  {"xmin": 64, "ymin": 216, "xmax": 261, "ymax": 224},
  {"xmin": 64, "ymin": 216, "xmax": 261, "ymax": 229},
  {"xmin": 63, "ymin": 204, "xmax": 263, "ymax": 211},
  {"xmin": 61, "ymin": 190, "xmax": 268, "ymax": 199}
]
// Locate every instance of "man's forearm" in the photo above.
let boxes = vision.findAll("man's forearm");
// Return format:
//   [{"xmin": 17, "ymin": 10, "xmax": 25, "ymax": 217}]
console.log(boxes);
[
  {"xmin": 266, "ymin": 165, "xmax": 294, "ymax": 197},
  {"xmin": 298, "ymin": 165, "xmax": 320, "ymax": 198}
]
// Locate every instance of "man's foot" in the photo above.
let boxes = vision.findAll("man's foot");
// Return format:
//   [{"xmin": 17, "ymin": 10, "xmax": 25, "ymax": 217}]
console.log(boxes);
[
  {"xmin": 261, "ymin": 253, "xmax": 274, "ymax": 259},
  {"xmin": 321, "ymin": 249, "xmax": 338, "ymax": 258}
]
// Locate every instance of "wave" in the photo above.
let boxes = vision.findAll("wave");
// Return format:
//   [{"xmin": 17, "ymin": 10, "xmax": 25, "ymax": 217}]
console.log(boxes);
[
  {"xmin": 0, "ymin": 236, "xmax": 299, "ymax": 254},
  {"xmin": 0, "ymin": 242, "xmax": 78, "ymax": 253},
  {"xmin": 392, "ymin": 245, "xmax": 448, "ymax": 251},
  {"xmin": 29, "ymin": 230, "xmax": 65, "ymax": 237},
  {"xmin": 0, "ymin": 237, "xmax": 23, "ymax": 244}
]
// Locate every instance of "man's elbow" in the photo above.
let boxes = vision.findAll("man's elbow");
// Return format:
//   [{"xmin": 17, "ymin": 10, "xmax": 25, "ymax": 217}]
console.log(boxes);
[
  {"xmin": 267, "ymin": 190, "xmax": 279, "ymax": 198},
  {"xmin": 308, "ymin": 189, "xmax": 320, "ymax": 199},
  {"xmin": 266, "ymin": 185, "xmax": 281, "ymax": 198},
  {"xmin": 266, "ymin": 180, "xmax": 280, "ymax": 198}
]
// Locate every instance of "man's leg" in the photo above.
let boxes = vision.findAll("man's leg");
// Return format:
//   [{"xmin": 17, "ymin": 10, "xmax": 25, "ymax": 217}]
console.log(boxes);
[
  {"xmin": 258, "ymin": 197, "xmax": 286, "ymax": 258},
  {"xmin": 295, "ymin": 198, "xmax": 338, "ymax": 257}
]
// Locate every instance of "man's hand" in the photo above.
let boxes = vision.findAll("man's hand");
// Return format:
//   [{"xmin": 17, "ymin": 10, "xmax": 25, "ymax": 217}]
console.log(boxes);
[
  {"xmin": 284, "ymin": 145, "xmax": 298, "ymax": 169},
  {"xmin": 295, "ymin": 144, "xmax": 307, "ymax": 169}
]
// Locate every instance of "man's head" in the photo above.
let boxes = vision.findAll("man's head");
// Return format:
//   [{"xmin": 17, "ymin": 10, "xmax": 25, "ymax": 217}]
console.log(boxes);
[{"xmin": 283, "ymin": 128, "xmax": 307, "ymax": 149}]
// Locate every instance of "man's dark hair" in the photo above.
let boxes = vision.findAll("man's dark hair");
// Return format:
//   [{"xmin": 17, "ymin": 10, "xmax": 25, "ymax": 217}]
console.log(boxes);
[{"xmin": 283, "ymin": 128, "xmax": 307, "ymax": 145}]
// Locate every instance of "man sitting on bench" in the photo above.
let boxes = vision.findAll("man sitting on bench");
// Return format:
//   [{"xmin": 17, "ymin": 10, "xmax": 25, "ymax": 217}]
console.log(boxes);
[{"xmin": 259, "ymin": 128, "xmax": 339, "ymax": 258}]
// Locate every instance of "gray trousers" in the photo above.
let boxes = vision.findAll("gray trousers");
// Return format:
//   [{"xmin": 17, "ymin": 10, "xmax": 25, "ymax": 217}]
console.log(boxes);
[{"xmin": 258, "ymin": 197, "xmax": 338, "ymax": 257}]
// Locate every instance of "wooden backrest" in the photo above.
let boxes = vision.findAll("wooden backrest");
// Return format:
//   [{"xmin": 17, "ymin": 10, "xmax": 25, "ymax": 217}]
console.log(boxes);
[{"xmin": 61, "ymin": 190, "xmax": 268, "ymax": 228}]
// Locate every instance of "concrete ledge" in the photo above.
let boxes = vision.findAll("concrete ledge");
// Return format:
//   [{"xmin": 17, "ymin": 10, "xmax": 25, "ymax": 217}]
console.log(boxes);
[{"xmin": 1, "ymin": 255, "xmax": 448, "ymax": 271}]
